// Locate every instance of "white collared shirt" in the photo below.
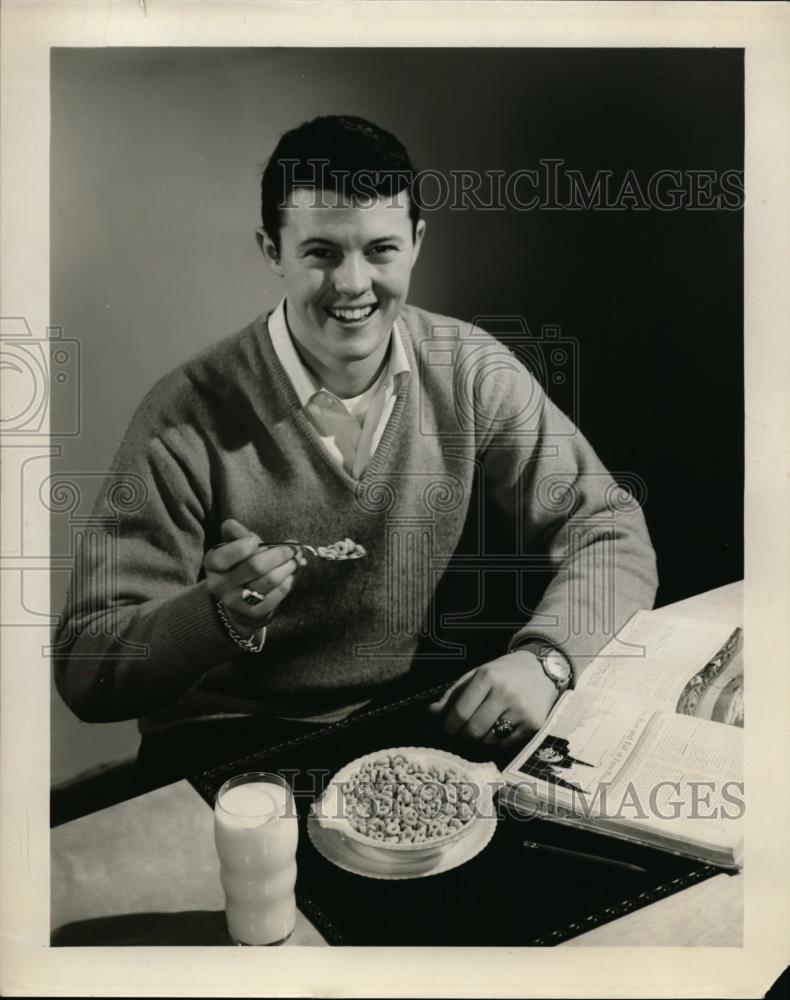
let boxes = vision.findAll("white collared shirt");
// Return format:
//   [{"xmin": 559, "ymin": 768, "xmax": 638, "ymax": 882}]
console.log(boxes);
[{"xmin": 267, "ymin": 298, "xmax": 411, "ymax": 478}]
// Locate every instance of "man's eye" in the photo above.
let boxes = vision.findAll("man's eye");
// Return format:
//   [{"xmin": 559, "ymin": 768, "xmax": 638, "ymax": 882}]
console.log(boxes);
[
  {"xmin": 367, "ymin": 245, "xmax": 398, "ymax": 257},
  {"xmin": 305, "ymin": 248, "xmax": 337, "ymax": 260}
]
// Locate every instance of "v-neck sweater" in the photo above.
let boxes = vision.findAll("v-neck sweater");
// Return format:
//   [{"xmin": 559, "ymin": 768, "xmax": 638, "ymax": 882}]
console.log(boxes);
[
  {"xmin": 53, "ymin": 304, "xmax": 658, "ymax": 731},
  {"xmin": 267, "ymin": 297, "xmax": 411, "ymax": 479}
]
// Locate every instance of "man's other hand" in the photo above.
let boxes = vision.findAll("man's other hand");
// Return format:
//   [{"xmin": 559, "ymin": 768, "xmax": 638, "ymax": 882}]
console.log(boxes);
[
  {"xmin": 204, "ymin": 518, "xmax": 306, "ymax": 636},
  {"xmin": 428, "ymin": 650, "xmax": 559, "ymax": 749}
]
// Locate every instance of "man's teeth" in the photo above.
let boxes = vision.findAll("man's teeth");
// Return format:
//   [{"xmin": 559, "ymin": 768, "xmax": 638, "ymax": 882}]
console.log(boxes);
[{"xmin": 328, "ymin": 305, "xmax": 375, "ymax": 321}]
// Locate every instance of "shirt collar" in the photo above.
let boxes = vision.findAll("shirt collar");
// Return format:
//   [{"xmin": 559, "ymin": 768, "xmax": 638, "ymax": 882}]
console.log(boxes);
[
  {"xmin": 267, "ymin": 298, "xmax": 320, "ymax": 408},
  {"xmin": 267, "ymin": 298, "xmax": 411, "ymax": 408}
]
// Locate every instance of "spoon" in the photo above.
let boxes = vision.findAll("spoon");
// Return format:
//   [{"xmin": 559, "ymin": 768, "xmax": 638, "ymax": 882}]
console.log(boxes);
[
  {"xmin": 210, "ymin": 537, "xmax": 367, "ymax": 561},
  {"xmin": 272, "ymin": 538, "xmax": 367, "ymax": 561}
]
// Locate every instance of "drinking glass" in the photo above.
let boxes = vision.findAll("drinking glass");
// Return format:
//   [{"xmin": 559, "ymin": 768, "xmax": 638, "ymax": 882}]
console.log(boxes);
[{"xmin": 214, "ymin": 771, "xmax": 298, "ymax": 945}]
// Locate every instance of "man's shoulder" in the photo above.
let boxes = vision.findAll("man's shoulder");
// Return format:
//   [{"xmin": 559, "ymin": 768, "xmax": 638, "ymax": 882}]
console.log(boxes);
[
  {"xmin": 396, "ymin": 304, "xmax": 547, "ymax": 437},
  {"xmin": 398, "ymin": 303, "xmax": 535, "ymax": 397},
  {"xmin": 132, "ymin": 315, "xmax": 268, "ymax": 431},
  {"xmin": 171, "ymin": 314, "xmax": 266, "ymax": 382},
  {"xmin": 397, "ymin": 303, "xmax": 501, "ymax": 347},
  {"xmin": 143, "ymin": 315, "xmax": 267, "ymax": 405}
]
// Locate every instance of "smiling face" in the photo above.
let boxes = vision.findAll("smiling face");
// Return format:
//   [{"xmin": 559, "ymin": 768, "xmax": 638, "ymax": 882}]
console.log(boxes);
[{"xmin": 259, "ymin": 188, "xmax": 425, "ymax": 392}]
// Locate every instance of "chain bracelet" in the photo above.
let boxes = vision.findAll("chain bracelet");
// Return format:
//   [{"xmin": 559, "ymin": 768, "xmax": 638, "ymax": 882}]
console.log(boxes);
[{"xmin": 215, "ymin": 600, "xmax": 267, "ymax": 653}]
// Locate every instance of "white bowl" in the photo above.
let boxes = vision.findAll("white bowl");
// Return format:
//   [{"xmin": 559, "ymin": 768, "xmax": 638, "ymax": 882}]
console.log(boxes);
[{"xmin": 312, "ymin": 746, "xmax": 502, "ymax": 866}]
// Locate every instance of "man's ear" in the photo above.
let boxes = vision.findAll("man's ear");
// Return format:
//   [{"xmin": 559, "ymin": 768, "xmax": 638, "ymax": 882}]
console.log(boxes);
[
  {"xmin": 411, "ymin": 219, "xmax": 427, "ymax": 266},
  {"xmin": 257, "ymin": 228, "xmax": 284, "ymax": 277}
]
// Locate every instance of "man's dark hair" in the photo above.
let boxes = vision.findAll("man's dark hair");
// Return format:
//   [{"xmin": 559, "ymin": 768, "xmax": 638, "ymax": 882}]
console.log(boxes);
[{"xmin": 260, "ymin": 115, "xmax": 420, "ymax": 252}]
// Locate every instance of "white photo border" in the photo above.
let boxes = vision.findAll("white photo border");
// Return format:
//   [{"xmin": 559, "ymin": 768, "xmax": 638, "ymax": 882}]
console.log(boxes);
[{"xmin": 1, "ymin": 1, "xmax": 789, "ymax": 997}]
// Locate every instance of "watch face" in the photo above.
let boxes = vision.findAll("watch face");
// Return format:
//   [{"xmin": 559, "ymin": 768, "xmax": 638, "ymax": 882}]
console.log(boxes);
[{"xmin": 543, "ymin": 651, "xmax": 571, "ymax": 684}]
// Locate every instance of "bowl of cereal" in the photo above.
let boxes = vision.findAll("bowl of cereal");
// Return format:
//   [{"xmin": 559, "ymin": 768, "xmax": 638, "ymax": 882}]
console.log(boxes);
[{"xmin": 312, "ymin": 747, "xmax": 502, "ymax": 867}]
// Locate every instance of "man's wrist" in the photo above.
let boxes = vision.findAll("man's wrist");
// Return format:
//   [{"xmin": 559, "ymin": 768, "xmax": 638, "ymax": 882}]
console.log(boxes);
[
  {"xmin": 223, "ymin": 607, "xmax": 257, "ymax": 638},
  {"xmin": 512, "ymin": 649, "xmax": 563, "ymax": 721},
  {"xmin": 512, "ymin": 640, "xmax": 573, "ymax": 695},
  {"xmin": 215, "ymin": 601, "xmax": 267, "ymax": 653}
]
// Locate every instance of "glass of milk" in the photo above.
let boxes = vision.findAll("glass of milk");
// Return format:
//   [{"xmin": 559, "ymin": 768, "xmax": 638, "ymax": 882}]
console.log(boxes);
[{"xmin": 214, "ymin": 772, "xmax": 298, "ymax": 945}]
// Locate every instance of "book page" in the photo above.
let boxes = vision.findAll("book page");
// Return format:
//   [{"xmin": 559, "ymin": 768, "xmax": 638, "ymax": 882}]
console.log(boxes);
[
  {"xmin": 575, "ymin": 611, "xmax": 743, "ymax": 725},
  {"xmin": 505, "ymin": 689, "xmax": 744, "ymax": 853},
  {"xmin": 601, "ymin": 709, "xmax": 743, "ymax": 853},
  {"xmin": 508, "ymin": 690, "xmax": 656, "ymax": 798}
]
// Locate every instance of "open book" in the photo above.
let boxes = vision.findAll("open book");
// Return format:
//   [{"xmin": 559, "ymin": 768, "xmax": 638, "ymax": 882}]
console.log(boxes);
[{"xmin": 500, "ymin": 610, "xmax": 744, "ymax": 869}]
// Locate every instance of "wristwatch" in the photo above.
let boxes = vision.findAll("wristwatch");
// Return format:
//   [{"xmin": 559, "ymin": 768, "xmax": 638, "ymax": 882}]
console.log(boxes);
[{"xmin": 517, "ymin": 641, "xmax": 573, "ymax": 695}]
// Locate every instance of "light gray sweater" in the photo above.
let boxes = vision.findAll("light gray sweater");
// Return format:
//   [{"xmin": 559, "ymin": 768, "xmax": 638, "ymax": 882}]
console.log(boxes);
[{"xmin": 53, "ymin": 305, "xmax": 658, "ymax": 731}]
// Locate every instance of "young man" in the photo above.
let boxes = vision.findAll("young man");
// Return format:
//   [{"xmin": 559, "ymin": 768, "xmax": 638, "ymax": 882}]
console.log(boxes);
[{"xmin": 54, "ymin": 116, "xmax": 657, "ymax": 783}]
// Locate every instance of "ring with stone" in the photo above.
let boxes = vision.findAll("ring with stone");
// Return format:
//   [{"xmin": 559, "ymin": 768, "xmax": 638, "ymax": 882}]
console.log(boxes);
[
  {"xmin": 241, "ymin": 588, "xmax": 265, "ymax": 606},
  {"xmin": 490, "ymin": 715, "xmax": 515, "ymax": 740}
]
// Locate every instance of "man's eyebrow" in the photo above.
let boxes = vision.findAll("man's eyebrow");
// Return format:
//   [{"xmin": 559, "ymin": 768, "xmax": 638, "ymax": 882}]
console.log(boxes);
[
  {"xmin": 296, "ymin": 237, "xmax": 339, "ymax": 249},
  {"xmin": 366, "ymin": 235, "xmax": 405, "ymax": 245},
  {"xmin": 296, "ymin": 235, "xmax": 407, "ymax": 249}
]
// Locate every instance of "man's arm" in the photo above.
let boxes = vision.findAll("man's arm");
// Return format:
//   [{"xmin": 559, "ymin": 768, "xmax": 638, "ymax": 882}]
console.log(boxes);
[
  {"xmin": 52, "ymin": 400, "xmax": 239, "ymax": 721},
  {"xmin": 431, "ymin": 337, "xmax": 657, "ymax": 745},
  {"xmin": 484, "ymin": 374, "xmax": 658, "ymax": 678}
]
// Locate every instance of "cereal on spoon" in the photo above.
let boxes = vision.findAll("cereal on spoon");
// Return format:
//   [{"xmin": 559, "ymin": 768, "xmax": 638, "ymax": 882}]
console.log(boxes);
[
  {"xmin": 316, "ymin": 538, "xmax": 366, "ymax": 560},
  {"xmin": 279, "ymin": 537, "xmax": 367, "ymax": 561}
]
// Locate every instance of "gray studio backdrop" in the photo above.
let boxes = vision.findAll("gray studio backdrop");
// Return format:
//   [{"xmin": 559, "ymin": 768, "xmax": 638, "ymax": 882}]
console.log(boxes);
[{"xmin": 50, "ymin": 48, "xmax": 743, "ymax": 784}]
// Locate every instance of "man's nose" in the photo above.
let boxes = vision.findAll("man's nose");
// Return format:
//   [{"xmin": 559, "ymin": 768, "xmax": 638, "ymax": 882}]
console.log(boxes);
[{"xmin": 333, "ymin": 254, "xmax": 371, "ymax": 297}]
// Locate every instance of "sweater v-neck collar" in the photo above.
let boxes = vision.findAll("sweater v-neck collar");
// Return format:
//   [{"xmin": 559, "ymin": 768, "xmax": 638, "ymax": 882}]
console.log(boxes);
[{"xmin": 253, "ymin": 312, "xmax": 413, "ymax": 493}]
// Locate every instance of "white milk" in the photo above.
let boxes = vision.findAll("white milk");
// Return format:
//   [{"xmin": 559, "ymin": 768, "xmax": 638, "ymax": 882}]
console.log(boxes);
[{"xmin": 214, "ymin": 780, "xmax": 298, "ymax": 945}]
